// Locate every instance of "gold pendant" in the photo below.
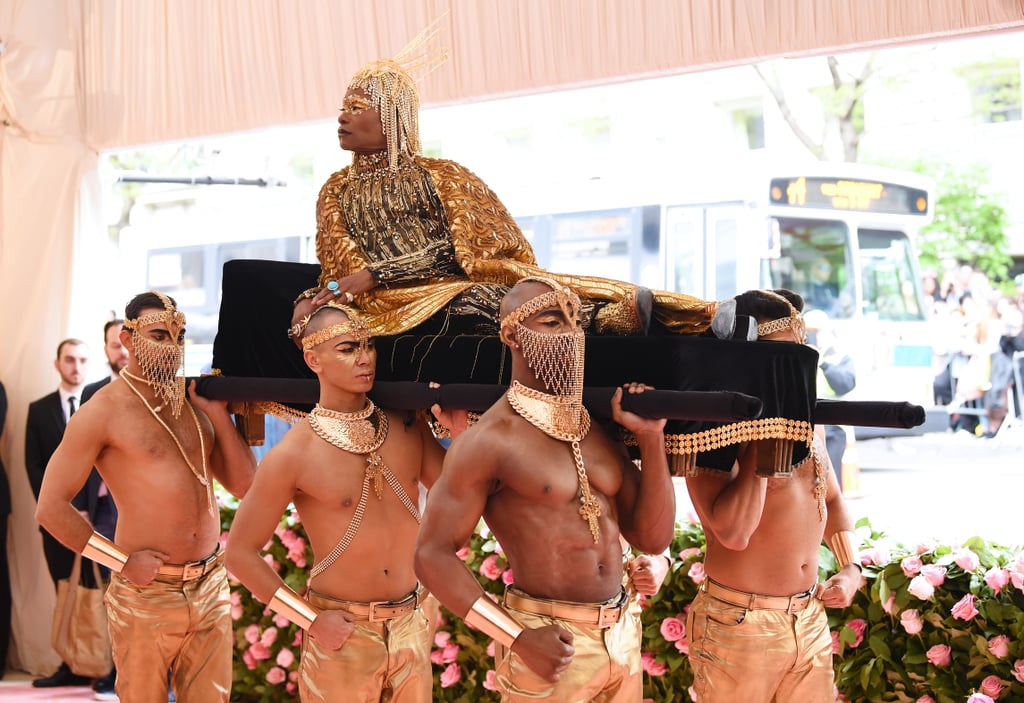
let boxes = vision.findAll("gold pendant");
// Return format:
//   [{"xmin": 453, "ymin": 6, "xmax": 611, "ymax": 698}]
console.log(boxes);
[{"xmin": 366, "ymin": 453, "xmax": 386, "ymax": 500}]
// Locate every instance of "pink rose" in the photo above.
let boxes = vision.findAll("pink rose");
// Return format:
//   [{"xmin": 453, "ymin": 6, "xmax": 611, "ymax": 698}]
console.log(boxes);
[
  {"xmin": 231, "ymin": 603, "xmax": 243, "ymax": 620},
  {"xmin": 900, "ymin": 609, "xmax": 923, "ymax": 635},
  {"xmin": 242, "ymin": 648, "xmax": 257, "ymax": 670},
  {"xmin": 901, "ymin": 555, "xmax": 923, "ymax": 577},
  {"xmin": 486, "ymin": 640, "xmax": 496, "ymax": 657},
  {"xmin": 292, "ymin": 630, "xmax": 303, "ymax": 647},
  {"xmin": 230, "ymin": 591, "xmax": 242, "ymax": 606},
  {"xmin": 845, "ymin": 618, "xmax": 867, "ymax": 648},
  {"xmin": 881, "ymin": 593, "xmax": 896, "ymax": 614},
  {"xmin": 985, "ymin": 567, "xmax": 1010, "ymax": 594},
  {"xmin": 916, "ymin": 696, "xmax": 936, "ymax": 703},
  {"xmin": 907, "ymin": 575, "xmax": 935, "ymax": 601},
  {"xmin": 688, "ymin": 561, "xmax": 706, "ymax": 584},
  {"xmin": 863, "ymin": 545, "xmax": 890, "ymax": 566},
  {"xmin": 980, "ymin": 675, "xmax": 1003, "ymax": 699},
  {"xmin": 951, "ymin": 593, "xmax": 979, "ymax": 621},
  {"xmin": 988, "ymin": 635, "xmax": 1010, "ymax": 658},
  {"xmin": 248, "ymin": 642, "xmax": 272, "ymax": 661},
  {"xmin": 679, "ymin": 547, "xmax": 702, "ymax": 560},
  {"xmin": 674, "ymin": 637, "xmax": 689, "ymax": 654},
  {"xmin": 920, "ymin": 564, "xmax": 947, "ymax": 587},
  {"xmin": 916, "ymin": 541, "xmax": 935, "ymax": 555},
  {"xmin": 967, "ymin": 694, "xmax": 995, "ymax": 703},
  {"xmin": 440, "ymin": 663, "xmax": 462, "ymax": 688},
  {"xmin": 434, "ymin": 631, "xmax": 451, "ymax": 647},
  {"xmin": 263, "ymin": 554, "xmax": 280, "ymax": 571},
  {"xmin": 483, "ymin": 669, "xmax": 499, "ymax": 691},
  {"xmin": 265, "ymin": 666, "xmax": 286, "ymax": 685},
  {"xmin": 260, "ymin": 627, "xmax": 279, "ymax": 647},
  {"xmin": 244, "ymin": 624, "xmax": 261, "ymax": 644},
  {"xmin": 276, "ymin": 648, "xmax": 295, "ymax": 668},
  {"xmin": 1012, "ymin": 659, "xmax": 1024, "ymax": 684},
  {"xmin": 430, "ymin": 649, "xmax": 444, "ymax": 665},
  {"xmin": 926, "ymin": 644, "xmax": 951, "ymax": 667},
  {"xmin": 455, "ymin": 545, "xmax": 471, "ymax": 561},
  {"xmin": 289, "ymin": 670, "xmax": 299, "ymax": 682},
  {"xmin": 286, "ymin": 682, "xmax": 296, "ymax": 695},
  {"xmin": 641, "ymin": 652, "xmax": 668, "ymax": 677},
  {"xmin": 659, "ymin": 616, "xmax": 685, "ymax": 642},
  {"xmin": 502, "ymin": 569, "xmax": 515, "ymax": 586},
  {"xmin": 831, "ymin": 630, "xmax": 842, "ymax": 654},
  {"xmin": 954, "ymin": 548, "xmax": 980, "ymax": 572},
  {"xmin": 479, "ymin": 554, "xmax": 504, "ymax": 581},
  {"xmin": 273, "ymin": 613, "xmax": 290, "ymax": 629},
  {"xmin": 442, "ymin": 642, "xmax": 460, "ymax": 664}
]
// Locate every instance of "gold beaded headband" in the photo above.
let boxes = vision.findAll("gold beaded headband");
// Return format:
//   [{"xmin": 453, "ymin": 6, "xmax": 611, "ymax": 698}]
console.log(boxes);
[
  {"xmin": 500, "ymin": 277, "xmax": 581, "ymax": 329},
  {"xmin": 122, "ymin": 291, "xmax": 186, "ymax": 335},
  {"xmin": 755, "ymin": 294, "xmax": 806, "ymax": 343},
  {"xmin": 301, "ymin": 303, "xmax": 371, "ymax": 351}
]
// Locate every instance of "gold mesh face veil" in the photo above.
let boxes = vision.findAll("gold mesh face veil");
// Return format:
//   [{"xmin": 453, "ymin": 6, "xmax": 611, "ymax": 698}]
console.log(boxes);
[
  {"xmin": 123, "ymin": 292, "xmax": 187, "ymax": 417},
  {"xmin": 502, "ymin": 277, "xmax": 584, "ymax": 399},
  {"xmin": 301, "ymin": 303, "xmax": 372, "ymax": 353},
  {"xmin": 347, "ymin": 23, "xmax": 447, "ymax": 170}
]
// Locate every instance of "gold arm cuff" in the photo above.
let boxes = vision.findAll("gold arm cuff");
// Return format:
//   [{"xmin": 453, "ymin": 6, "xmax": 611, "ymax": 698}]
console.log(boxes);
[
  {"xmin": 829, "ymin": 530, "xmax": 860, "ymax": 570},
  {"xmin": 269, "ymin": 586, "xmax": 318, "ymax": 631},
  {"xmin": 81, "ymin": 532, "xmax": 129, "ymax": 573},
  {"xmin": 463, "ymin": 595, "xmax": 524, "ymax": 649}
]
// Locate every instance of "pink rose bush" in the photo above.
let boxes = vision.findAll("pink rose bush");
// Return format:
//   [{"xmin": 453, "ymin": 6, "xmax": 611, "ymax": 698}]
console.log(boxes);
[{"xmin": 219, "ymin": 492, "xmax": 1024, "ymax": 703}]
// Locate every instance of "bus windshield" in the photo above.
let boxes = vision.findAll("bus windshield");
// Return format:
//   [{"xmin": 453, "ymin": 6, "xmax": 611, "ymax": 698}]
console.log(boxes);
[
  {"xmin": 858, "ymin": 228, "xmax": 925, "ymax": 322},
  {"xmin": 762, "ymin": 218, "xmax": 856, "ymax": 319}
]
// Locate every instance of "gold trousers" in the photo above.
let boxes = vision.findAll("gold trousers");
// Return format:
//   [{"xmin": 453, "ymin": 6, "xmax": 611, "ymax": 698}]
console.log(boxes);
[
  {"xmin": 495, "ymin": 588, "xmax": 642, "ymax": 703},
  {"xmin": 686, "ymin": 585, "xmax": 834, "ymax": 703},
  {"xmin": 299, "ymin": 588, "xmax": 432, "ymax": 703},
  {"xmin": 105, "ymin": 562, "xmax": 232, "ymax": 703}
]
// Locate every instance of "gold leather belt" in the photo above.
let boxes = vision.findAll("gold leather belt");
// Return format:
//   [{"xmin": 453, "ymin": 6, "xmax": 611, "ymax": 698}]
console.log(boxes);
[
  {"xmin": 703, "ymin": 578, "xmax": 818, "ymax": 614},
  {"xmin": 308, "ymin": 585, "xmax": 425, "ymax": 622},
  {"xmin": 504, "ymin": 587, "xmax": 628, "ymax": 629},
  {"xmin": 156, "ymin": 550, "xmax": 224, "ymax": 582}
]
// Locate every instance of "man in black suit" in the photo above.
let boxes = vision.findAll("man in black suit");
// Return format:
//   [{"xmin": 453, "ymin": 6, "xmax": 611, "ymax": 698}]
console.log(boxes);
[
  {"xmin": 79, "ymin": 319, "xmax": 127, "ymax": 699},
  {"xmin": 0, "ymin": 381, "xmax": 12, "ymax": 678},
  {"xmin": 25, "ymin": 338, "xmax": 93, "ymax": 689}
]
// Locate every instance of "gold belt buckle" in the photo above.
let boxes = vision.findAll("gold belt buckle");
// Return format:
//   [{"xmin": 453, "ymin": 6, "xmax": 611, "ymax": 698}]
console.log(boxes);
[
  {"xmin": 182, "ymin": 562, "xmax": 205, "ymax": 581},
  {"xmin": 367, "ymin": 601, "xmax": 387, "ymax": 622},
  {"xmin": 597, "ymin": 603, "xmax": 620, "ymax": 627}
]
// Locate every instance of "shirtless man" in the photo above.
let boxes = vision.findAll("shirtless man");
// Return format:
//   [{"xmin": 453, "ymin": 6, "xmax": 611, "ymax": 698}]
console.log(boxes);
[
  {"xmin": 415, "ymin": 276, "xmax": 674, "ymax": 702},
  {"xmin": 684, "ymin": 288, "xmax": 861, "ymax": 703},
  {"xmin": 35, "ymin": 291, "xmax": 256, "ymax": 703},
  {"xmin": 225, "ymin": 302, "xmax": 446, "ymax": 702}
]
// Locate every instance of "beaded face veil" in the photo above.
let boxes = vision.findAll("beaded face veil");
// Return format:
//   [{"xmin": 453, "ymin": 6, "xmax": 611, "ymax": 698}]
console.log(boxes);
[
  {"xmin": 501, "ymin": 277, "xmax": 586, "ymax": 400},
  {"xmin": 122, "ymin": 292, "xmax": 187, "ymax": 417},
  {"xmin": 347, "ymin": 24, "xmax": 448, "ymax": 170}
]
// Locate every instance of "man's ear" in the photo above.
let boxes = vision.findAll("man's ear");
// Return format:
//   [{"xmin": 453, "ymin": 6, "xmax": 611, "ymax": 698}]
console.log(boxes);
[
  {"xmin": 499, "ymin": 325, "xmax": 518, "ymax": 349},
  {"xmin": 303, "ymin": 348, "xmax": 321, "ymax": 374},
  {"xmin": 119, "ymin": 328, "xmax": 135, "ymax": 354}
]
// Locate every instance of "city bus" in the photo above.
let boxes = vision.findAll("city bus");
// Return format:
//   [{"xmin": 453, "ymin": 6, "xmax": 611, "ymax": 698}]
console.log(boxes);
[
  {"xmin": 121, "ymin": 162, "xmax": 939, "ymax": 430},
  {"xmin": 510, "ymin": 162, "xmax": 939, "ymax": 432}
]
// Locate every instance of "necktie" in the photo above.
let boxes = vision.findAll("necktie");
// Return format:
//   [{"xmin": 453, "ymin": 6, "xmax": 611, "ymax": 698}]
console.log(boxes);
[{"xmin": 68, "ymin": 396, "xmax": 77, "ymax": 418}]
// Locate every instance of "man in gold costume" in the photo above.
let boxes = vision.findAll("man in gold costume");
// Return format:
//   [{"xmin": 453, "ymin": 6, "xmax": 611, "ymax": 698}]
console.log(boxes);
[
  {"xmin": 226, "ymin": 303, "xmax": 448, "ymax": 702},
  {"xmin": 684, "ymin": 289, "xmax": 860, "ymax": 703},
  {"xmin": 415, "ymin": 277, "xmax": 675, "ymax": 702},
  {"xmin": 35, "ymin": 291, "xmax": 257, "ymax": 703},
  {"xmin": 303, "ymin": 42, "xmax": 714, "ymax": 338}
]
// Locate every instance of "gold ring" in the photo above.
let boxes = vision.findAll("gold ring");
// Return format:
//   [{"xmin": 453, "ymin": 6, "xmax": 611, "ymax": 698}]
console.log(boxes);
[{"xmin": 344, "ymin": 291, "xmax": 355, "ymax": 303}]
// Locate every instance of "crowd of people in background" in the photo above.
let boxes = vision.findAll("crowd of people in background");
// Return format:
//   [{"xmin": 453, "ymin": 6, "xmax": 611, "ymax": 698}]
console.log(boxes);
[{"xmin": 926, "ymin": 264, "xmax": 1024, "ymax": 437}]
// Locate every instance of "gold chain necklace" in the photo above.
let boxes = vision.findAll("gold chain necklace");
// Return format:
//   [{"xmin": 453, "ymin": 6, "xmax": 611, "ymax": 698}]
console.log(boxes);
[
  {"xmin": 507, "ymin": 381, "xmax": 601, "ymax": 542},
  {"xmin": 120, "ymin": 368, "xmax": 165, "ymax": 412},
  {"xmin": 119, "ymin": 369, "xmax": 213, "ymax": 515}
]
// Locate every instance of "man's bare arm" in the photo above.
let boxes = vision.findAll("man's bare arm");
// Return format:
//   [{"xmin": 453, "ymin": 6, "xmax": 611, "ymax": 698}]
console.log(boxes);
[
  {"xmin": 611, "ymin": 385, "xmax": 675, "ymax": 555},
  {"xmin": 820, "ymin": 447, "xmax": 861, "ymax": 607},
  {"xmin": 36, "ymin": 404, "xmax": 170, "ymax": 585},
  {"xmin": 685, "ymin": 442, "xmax": 768, "ymax": 551},
  {"xmin": 418, "ymin": 418, "xmax": 446, "ymax": 490},
  {"xmin": 188, "ymin": 381, "xmax": 255, "ymax": 499}
]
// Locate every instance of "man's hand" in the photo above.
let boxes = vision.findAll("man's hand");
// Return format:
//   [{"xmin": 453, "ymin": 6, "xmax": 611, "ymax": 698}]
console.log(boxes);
[
  {"xmin": 818, "ymin": 564, "xmax": 861, "ymax": 608},
  {"xmin": 311, "ymin": 269, "xmax": 377, "ymax": 309},
  {"xmin": 511, "ymin": 625, "xmax": 575, "ymax": 682},
  {"xmin": 627, "ymin": 554, "xmax": 671, "ymax": 595},
  {"xmin": 187, "ymin": 380, "xmax": 228, "ymax": 419},
  {"xmin": 122, "ymin": 549, "xmax": 171, "ymax": 586},
  {"xmin": 610, "ymin": 384, "xmax": 666, "ymax": 436},
  {"xmin": 308, "ymin": 610, "xmax": 357, "ymax": 650}
]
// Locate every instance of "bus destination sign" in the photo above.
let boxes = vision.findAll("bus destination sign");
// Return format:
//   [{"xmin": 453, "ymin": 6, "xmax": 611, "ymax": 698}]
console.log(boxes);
[{"xmin": 769, "ymin": 176, "xmax": 929, "ymax": 216}]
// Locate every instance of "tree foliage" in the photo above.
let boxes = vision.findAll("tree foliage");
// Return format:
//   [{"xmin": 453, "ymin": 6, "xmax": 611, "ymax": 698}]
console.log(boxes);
[{"xmin": 912, "ymin": 161, "xmax": 1012, "ymax": 283}]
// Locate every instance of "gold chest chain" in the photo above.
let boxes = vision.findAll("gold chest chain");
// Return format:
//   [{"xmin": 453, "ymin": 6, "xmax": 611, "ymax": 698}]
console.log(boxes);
[
  {"xmin": 307, "ymin": 401, "xmax": 421, "ymax": 578},
  {"xmin": 119, "ymin": 369, "xmax": 214, "ymax": 516},
  {"xmin": 506, "ymin": 381, "xmax": 602, "ymax": 542}
]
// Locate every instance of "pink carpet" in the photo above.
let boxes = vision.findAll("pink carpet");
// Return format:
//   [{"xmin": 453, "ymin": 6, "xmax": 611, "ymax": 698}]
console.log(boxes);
[{"xmin": 0, "ymin": 683, "xmax": 98, "ymax": 701}]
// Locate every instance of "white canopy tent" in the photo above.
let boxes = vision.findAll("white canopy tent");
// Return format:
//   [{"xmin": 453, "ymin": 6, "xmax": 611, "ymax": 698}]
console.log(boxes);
[{"xmin": 2, "ymin": 0, "xmax": 1023, "ymax": 674}]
